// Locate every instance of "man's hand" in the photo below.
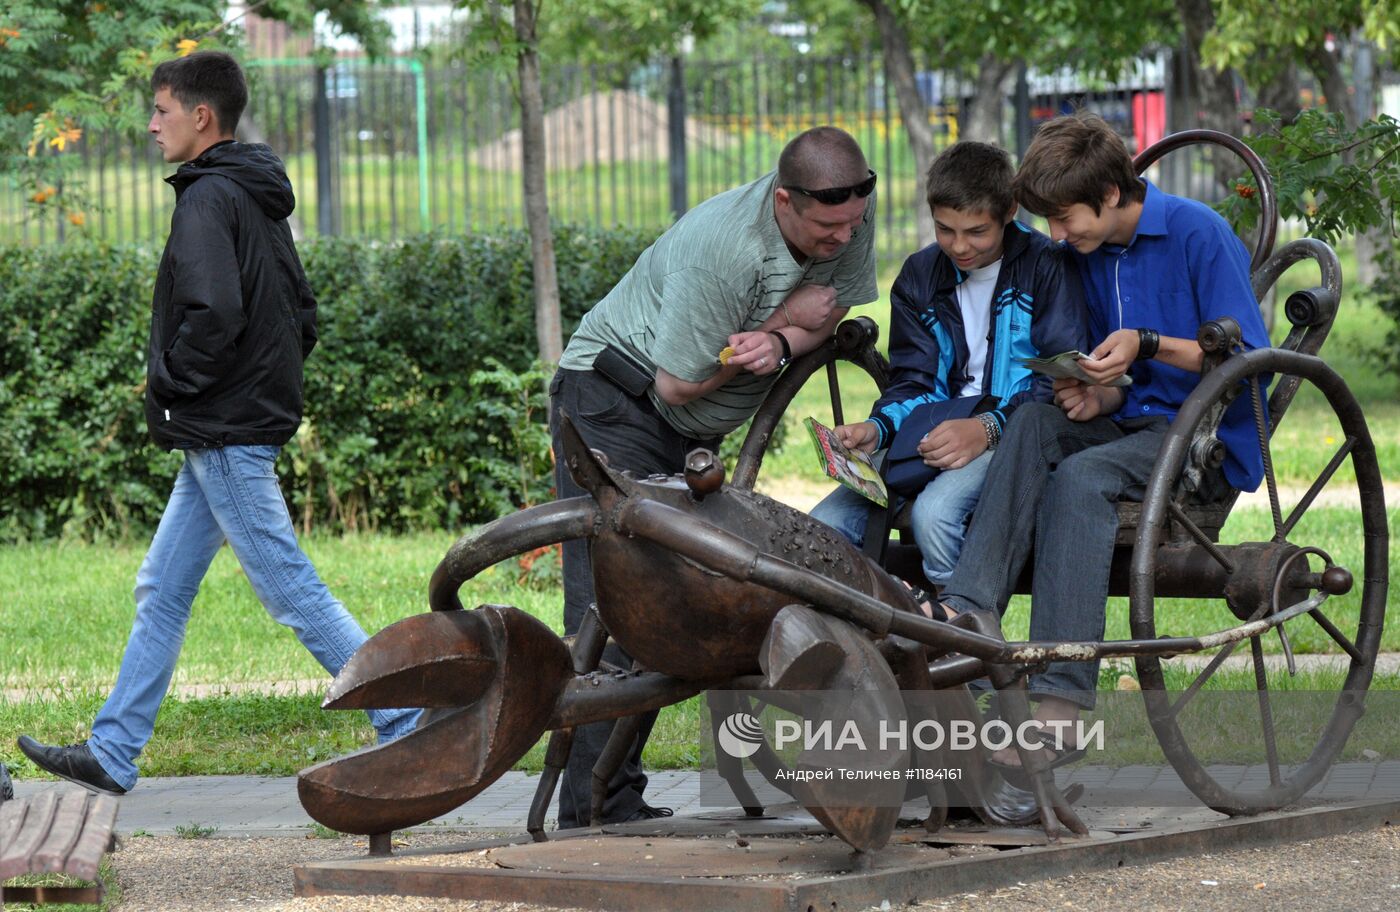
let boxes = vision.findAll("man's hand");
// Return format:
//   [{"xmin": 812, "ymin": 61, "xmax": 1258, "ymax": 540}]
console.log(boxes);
[
  {"xmin": 1078, "ymin": 328, "xmax": 1139, "ymax": 385},
  {"xmin": 917, "ymin": 417, "xmax": 988, "ymax": 469},
  {"xmin": 782, "ymin": 285, "xmax": 838, "ymax": 330},
  {"xmin": 834, "ymin": 421, "xmax": 879, "ymax": 453},
  {"xmin": 723, "ymin": 330, "xmax": 784, "ymax": 375},
  {"xmin": 1054, "ymin": 377, "xmax": 1122, "ymax": 421}
]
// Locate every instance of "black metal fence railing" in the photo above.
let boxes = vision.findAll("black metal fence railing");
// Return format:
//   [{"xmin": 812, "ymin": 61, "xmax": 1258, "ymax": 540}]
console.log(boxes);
[{"xmin": 2, "ymin": 48, "xmax": 1358, "ymax": 262}]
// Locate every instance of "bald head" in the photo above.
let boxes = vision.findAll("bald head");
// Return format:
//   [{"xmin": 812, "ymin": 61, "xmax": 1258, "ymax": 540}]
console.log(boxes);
[{"xmin": 778, "ymin": 127, "xmax": 869, "ymax": 208}]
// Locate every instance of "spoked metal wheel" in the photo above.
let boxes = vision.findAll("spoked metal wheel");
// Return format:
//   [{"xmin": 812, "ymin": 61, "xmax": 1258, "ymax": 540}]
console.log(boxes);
[
  {"xmin": 730, "ymin": 317, "xmax": 889, "ymax": 492},
  {"xmin": 1130, "ymin": 347, "xmax": 1387, "ymax": 814}
]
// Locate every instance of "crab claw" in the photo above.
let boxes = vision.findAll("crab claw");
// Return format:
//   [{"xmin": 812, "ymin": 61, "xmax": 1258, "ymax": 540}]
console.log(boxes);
[
  {"xmin": 298, "ymin": 604, "xmax": 572, "ymax": 834},
  {"xmin": 323, "ymin": 609, "xmax": 509, "ymax": 710}
]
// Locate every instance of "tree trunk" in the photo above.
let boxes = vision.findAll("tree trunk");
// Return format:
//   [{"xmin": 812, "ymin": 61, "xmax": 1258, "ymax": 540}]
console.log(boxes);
[
  {"xmin": 859, "ymin": 0, "xmax": 936, "ymax": 247},
  {"xmin": 1252, "ymin": 47, "xmax": 1300, "ymax": 327},
  {"xmin": 1253, "ymin": 54, "xmax": 1302, "ymax": 125},
  {"xmin": 1304, "ymin": 42, "xmax": 1356, "ymax": 130},
  {"xmin": 1174, "ymin": 0, "xmax": 1243, "ymax": 192},
  {"xmin": 1311, "ymin": 35, "xmax": 1381, "ymax": 284},
  {"xmin": 961, "ymin": 54, "xmax": 1015, "ymax": 145},
  {"xmin": 514, "ymin": 0, "xmax": 563, "ymax": 363}
]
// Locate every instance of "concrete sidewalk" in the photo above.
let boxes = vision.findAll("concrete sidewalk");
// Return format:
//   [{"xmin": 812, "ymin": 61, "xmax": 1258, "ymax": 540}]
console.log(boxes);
[
  {"xmin": 7, "ymin": 770, "xmax": 703, "ymax": 838},
  {"xmin": 10, "ymin": 760, "xmax": 1400, "ymax": 838}
]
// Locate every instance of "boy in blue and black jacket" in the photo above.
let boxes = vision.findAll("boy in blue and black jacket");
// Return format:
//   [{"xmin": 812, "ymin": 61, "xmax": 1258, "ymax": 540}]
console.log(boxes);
[
  {"xmin": 811, "ymin": 142, "xmax": 1087, "ymax": 588},
  {"xmin": 938, "ymin": 113, "xmax": 1270, "ymax": 775}
]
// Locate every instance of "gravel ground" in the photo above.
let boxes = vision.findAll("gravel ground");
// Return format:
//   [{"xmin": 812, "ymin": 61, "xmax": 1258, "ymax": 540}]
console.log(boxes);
[
  {"xmin": 106, "ymin": 825, "xmax": 1400, "ymax": 911},
  {"xmin": 108, "ymin": 832, "xmax": 590, "ymax": 912},
  {"xmin": 914, "ymin": 824, "xmax": 1400, "ymax": 912}
]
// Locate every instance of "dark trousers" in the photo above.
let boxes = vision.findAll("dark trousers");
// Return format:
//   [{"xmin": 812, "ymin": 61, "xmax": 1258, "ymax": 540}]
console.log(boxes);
[
  {"xmin": 549, "ymin": 368, "xmax": 720, "ymax": 827},
  {"xmin": 940, "ymin": 403, "xmax": 1170, "ymax": 708}
]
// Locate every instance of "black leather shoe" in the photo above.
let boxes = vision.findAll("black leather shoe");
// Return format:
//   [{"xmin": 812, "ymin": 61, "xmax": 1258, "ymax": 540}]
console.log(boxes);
[
  {"xmin": 623, "ymin": 803, "xmax": 674, "ymax": 822},
  {"xmin": 17, "ymin": 736, "xmax": 127, "ymax": 796}
]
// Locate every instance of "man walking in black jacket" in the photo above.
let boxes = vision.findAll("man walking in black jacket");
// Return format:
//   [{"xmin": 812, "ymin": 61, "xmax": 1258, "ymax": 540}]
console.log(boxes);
[{"xmin": 19, "ymin": 52, "xmax": 418, "ymax": 795}]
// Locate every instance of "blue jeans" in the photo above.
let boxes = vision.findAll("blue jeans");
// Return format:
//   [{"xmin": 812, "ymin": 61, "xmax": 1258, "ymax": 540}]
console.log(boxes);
[
  {"xmin": 809, "ymin": 449, "xmax": 993, "ymax": 585},
  {"xmin": 940, "ymin": 404, "xmax": 1169, "ymax": 709},
  {"xmin": 88, "ymin": 446, "xmax": 420, "ymax": 790}
]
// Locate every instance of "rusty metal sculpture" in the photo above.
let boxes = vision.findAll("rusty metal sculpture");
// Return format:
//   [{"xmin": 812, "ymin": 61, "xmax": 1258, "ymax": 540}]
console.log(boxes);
[{"xmin": 296, "ymin": 131, "xmax": 1388, "ymax": 857}]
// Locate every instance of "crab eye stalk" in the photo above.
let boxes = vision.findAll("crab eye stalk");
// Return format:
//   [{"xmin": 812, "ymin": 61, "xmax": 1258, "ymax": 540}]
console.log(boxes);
[{"xmin": 684, "ymin": 448, "xmax": 725, "ymax": 499}]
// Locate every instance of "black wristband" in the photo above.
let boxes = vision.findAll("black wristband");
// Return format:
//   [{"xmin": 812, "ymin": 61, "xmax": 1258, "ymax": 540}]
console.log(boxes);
[
  {"xmin": 1136, "ymin": 328, "xmax": 1160, "ymax": 361},
  {"xmin": 769, "ymin": 329, "xmax": 792, "ymax": 368}
]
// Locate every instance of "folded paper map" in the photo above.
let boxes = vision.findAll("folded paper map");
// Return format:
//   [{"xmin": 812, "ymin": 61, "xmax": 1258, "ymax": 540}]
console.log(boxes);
[{"xmin": 1019, "ymin": 351, "xmax": 1132, "ymax": 387}]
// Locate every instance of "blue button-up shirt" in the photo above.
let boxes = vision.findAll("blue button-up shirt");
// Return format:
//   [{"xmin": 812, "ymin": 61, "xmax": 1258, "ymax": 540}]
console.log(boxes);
[{"xmin": 1073, "ymin": 181, "xmax": 1270, "ymax": 491}]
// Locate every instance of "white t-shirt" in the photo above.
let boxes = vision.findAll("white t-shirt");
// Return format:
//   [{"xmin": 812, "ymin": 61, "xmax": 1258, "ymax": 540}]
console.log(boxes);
[{"xmin": 956, "ymin": 258, "xmax": 1001, "ymax": 397}]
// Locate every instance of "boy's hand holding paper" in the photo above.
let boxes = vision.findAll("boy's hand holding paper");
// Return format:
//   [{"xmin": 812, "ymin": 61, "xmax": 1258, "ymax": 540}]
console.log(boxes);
[
  {"xmin": 834, "ymin": 421, "xmax": 879, "ymax": 453},
  {"xmin": 1018, "ymin": 350, "xmax": 1132, "ymax": 387},
  {"xmin": 1079, "ymin": 328, "xmax": 1143, "ymax": 384},
  {"xmin": 805, "ymin": 418, "xmax": 887, "ymax": 506}
]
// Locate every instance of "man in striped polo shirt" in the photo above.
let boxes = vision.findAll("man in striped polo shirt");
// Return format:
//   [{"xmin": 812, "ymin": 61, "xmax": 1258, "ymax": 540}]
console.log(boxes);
[{"xmin": 550, "ymin": 126, "xmax": 878, "ymax": 828}]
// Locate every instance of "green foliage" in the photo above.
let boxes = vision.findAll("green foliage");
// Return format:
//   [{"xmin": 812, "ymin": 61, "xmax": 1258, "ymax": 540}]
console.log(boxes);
[
  {"xmin": 173, "ymin": 821, "xmax": 219, "ymax": 839},
  {"xmin": 0, "ymin": 226, "xmax": 654, "ymax": 542},
  {"xmin": 0, "ymin": 0, "xmax": 223, "ymax": 222},
  {"xmin": 789, "ymin": 0, "xmax": 1177, "ymax": 76},
  {"xmin": 1217, "ymin": 109, "xmax": 1400, "ymax": 244},
  {"xmin": 448, "ymin": 0, "xmax": 759, "ymax": 69},
  {"xmin": 542, "ymin": 0, "xmax": 758, "ymax": 64},
  {"xmin": 0, "ymin": 240, "xmax": 182, "ymax": 541},
  {"xmin": 1213, "ymin": 108, "xmax": 1400, "ymax": 379},
  {"xmin": 0, "ymin": 0, "xmax": 389, "ymax": 222},
  {"xmin": 1201, "ymin": 1, "xmax": 1399, "ymax": 75},
  {"xmin": 909, "ymin": 0, "xmax": 1177, "ymax": 75},
  {"xmin": 463, "ymin": 358, "xmax": 557, "ymax": 510},
  {"xmin": 1369, "ymin": 241, "xmax": 1400, "ymax": 378}
]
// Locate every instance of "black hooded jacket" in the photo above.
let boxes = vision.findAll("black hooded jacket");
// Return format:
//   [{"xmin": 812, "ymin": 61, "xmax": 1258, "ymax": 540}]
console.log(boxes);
[{"xmin": 145, "ymin": 140, "xmax": 317, "ymax": 450}]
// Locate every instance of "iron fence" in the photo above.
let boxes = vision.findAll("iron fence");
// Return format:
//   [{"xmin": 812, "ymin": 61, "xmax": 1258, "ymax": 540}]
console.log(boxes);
[{"xmin": 1, "ymin": 47, "xmax": 1343, "ymax": 264}]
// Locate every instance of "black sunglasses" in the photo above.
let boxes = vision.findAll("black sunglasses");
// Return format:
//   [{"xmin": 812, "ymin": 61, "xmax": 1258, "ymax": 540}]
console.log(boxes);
[{"xmin": 783, "ymin": 170, "xmax": 877, "ymax": 206}]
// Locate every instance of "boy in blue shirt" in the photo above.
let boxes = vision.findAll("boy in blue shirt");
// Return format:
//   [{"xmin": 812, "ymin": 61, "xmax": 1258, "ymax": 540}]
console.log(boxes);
[
  {"xmin": 811, "ymin": 141, "xmax": 1086, "ymax": 591},
  {"xmin": 937, "ymin": 113, "xmax": 1270, "ymax": 771}
]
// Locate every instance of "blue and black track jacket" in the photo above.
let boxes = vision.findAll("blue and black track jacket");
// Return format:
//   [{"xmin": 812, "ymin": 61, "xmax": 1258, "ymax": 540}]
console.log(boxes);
[{"xmin": 866, "ymin": 221, "xmax": 1089, "ymax": 447}]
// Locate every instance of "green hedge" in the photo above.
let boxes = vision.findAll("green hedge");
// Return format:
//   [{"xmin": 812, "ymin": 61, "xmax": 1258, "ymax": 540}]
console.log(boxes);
[{"xmin": 0, "ymin": 228, "xmax": 655, "ymax": 541}]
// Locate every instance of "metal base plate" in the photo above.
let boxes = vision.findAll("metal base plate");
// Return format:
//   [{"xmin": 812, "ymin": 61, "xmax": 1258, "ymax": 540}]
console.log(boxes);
[
  {"xmin": 490, "ymin": 835, "xmax": 943, "ymax": 877},
  {"xmin": 294, "ymin": 799, "xmax": 1400, "ymax": 912}
]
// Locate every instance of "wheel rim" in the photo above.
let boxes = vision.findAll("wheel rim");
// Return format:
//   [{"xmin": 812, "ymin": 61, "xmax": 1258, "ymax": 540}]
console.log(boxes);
[{"xmin": 1130, "ymin": 347, "xmax": 1387, "ymax": 813}]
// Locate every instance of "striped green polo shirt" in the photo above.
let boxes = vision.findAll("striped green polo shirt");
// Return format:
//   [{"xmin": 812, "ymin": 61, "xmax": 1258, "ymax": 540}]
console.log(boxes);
[{"xmin": 559, "ymin": 170, "xmax": 877, "ymax": 438}]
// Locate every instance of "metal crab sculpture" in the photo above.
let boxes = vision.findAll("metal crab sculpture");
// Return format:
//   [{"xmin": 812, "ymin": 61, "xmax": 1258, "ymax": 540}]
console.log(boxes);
[
  {"xmin": 296, "ymin": 129, "xmax": 1385, "ymax": 857},
  {"xmin": 296, "ymin": 405, "xmax": 1362, "ymax": 855}
]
